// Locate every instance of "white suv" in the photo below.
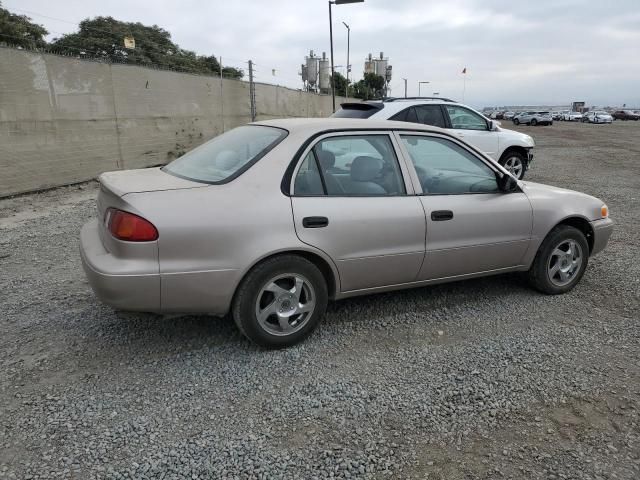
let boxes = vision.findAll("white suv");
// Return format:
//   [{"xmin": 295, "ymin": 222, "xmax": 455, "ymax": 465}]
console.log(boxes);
[{"xmin": 332, "ymin": 97, "xmax": 535, "ymax": 179}]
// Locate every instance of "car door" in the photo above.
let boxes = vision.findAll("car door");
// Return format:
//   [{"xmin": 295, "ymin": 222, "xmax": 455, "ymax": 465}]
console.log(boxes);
[
  {"xmin": 290, "ymin": 132, "xmax": 427, "ymax": 292},
  {"xmin": 443, "ymin": 105, "xmax": 500, "ymax": 160},
  {"xmin": 395, "ymin": 132, "xmax": 532, "ymax": 280}
]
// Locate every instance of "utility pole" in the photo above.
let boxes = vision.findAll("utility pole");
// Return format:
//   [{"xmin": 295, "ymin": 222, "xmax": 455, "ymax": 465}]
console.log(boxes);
[
  {"xmin": 402, "ymin": 78, "xmax": 407, "ymax": 98},
  {"xmin": 248, "ymin": 60, "xmax": 256, "ymax": 122},
  {"xmin": 219, "ymin": 56, "xmax": 225, "ymax": 132}
]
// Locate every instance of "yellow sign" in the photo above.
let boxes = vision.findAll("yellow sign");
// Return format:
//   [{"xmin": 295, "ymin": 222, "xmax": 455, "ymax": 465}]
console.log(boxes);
[{"xmin": 124, "ymin": 36, "xmax": 135, "ymax": 49}]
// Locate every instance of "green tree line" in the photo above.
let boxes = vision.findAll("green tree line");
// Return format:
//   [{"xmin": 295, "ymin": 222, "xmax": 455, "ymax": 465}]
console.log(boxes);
[{"xmin": 0, "ymin": 2, "xmax": 242, "ymax": 78}]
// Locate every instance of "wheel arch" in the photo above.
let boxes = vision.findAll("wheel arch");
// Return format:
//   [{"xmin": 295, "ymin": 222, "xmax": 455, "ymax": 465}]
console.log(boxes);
[
  {"xmin": 553, "ymin": 216, "xmax": 595, "ymax": 254},
  {"xmin": 235, "ymin": 248, "xmax": 340, "ymax": 300},
  {"xmin": 499, "ymin": 145, "xmax": 529, "ymax": 163}
]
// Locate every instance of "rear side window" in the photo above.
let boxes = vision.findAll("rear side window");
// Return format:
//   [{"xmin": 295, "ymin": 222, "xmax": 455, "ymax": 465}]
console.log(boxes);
[
  {"xmin": 294, "ymin": 152, "xmax": 324, "ymax": 196},
  {"xmin": 294, "ymin": 135, "xmax": 406, "ymax": 196},
  {"xmin": 332, "ymin": 104, "xmax": 382, "ymax": 118},
  {"xmin": 415, "ymin": 105, "xmax": 446, "ymax": 128},
  {"xmin": 390, "ymin": 107, "xmax": 419, "ymax": 123},
  {"xmin": 163, "ymin": 125, "xmax": 286, "ymax": 183}
]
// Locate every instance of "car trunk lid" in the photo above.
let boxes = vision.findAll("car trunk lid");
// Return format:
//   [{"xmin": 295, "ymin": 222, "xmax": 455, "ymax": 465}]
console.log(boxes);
[{"xmin": 99, "ymin": 167, "xmax": 206, "ymax": 197}]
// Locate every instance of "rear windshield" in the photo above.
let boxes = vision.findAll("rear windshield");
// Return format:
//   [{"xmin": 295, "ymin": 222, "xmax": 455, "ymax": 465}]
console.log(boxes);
[
  {"xmin": 163, "ymin": 125, "xmax": 287, "ymax": 184},
  {"xmin": 331, "ymin": 104, "xmax": 382, "ymax": 118}
]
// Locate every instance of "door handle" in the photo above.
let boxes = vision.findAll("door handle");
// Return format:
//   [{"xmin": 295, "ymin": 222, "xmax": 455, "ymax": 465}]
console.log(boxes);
[
  {"xmin": 431, "ymin": 210, "xmax": 453, "ymax": 221},
  {"xmin": 302, "ymin": 216, "xmax": 329, "ymax": 228}
]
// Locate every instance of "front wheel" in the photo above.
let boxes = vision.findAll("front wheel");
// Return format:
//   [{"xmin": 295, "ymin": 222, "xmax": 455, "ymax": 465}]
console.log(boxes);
[
  {"xmin": 528, "ymin": 225, "xmax": 589, "ymax": 294},
  {"xmin": 513, "ymin": 119, "xmax": 520, "ymax": 125},
  {"xmin": 530, "ymin": 119, "xmax": 538, "ymax": 126},
  {"xmin": 232, "ymin": 255, "xmax": 328, "ymax": 348},
  {"xmin": 500, "ymin": 151, "xmax": 526, "ymax": 180}
]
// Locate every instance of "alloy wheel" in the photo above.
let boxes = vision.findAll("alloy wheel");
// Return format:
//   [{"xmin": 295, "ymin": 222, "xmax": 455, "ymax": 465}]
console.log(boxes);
[
  {"xmin": 255, "ymin": 273, "xmax": 316, "ymax": 336},
  {"xmin": 547, "ymin": 239, "xmax": 583, "ymax": 287},
  {"xmin": 503, "ymin": 156, "xmax": 524, "ymax": 179}
]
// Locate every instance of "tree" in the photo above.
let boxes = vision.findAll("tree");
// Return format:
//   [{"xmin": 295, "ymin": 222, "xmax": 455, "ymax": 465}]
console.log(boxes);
[
  {"xmin": 331, "ymin": 71, "xmax": 348, "ymax": 97},
  {"xmin": 352, "ymin": 73, "xmax": 386, "ymax": 100},
  {"xmin": 50, "ymin": 16, "xmax": 242, "ymax": 78},
  {"xmin": 0, "ymin": 2, "xmax": 48, "ymax": 48}
]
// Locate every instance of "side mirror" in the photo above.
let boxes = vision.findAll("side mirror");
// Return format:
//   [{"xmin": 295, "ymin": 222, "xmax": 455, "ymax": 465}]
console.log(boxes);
[
  {"xmin": 496, "ymin": 172, "xmax": 518, "ymax": 192},
  {"xmin": 488, "ymin": 120, "xmax": 499, "ymax": 131}
]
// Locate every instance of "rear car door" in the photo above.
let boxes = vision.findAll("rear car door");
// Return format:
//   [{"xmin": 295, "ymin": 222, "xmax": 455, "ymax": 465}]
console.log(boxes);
[
  {"xmin": 290, "ymin": 132, "xmax": 426, "ymax": 292},
  {"xmin": 443, "ymin": 105, "xmax": 500, "ymax": 159},
  {"xmin": 396, "ymin": 132, "xmax": 532, "ymax": 280}
]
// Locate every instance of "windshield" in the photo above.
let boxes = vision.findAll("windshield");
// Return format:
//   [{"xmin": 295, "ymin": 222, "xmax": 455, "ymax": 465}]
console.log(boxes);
[{"xmin": 163, "ymin": 125, "xmax": 287, "ymax": 183}]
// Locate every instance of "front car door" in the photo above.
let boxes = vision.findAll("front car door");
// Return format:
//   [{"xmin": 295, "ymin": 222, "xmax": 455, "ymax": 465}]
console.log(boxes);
[
  {"xmin": 290, "ymin": 132, "xmax": 426, "ymax": 292},
  {"xmin": 443, "ymin": 105, "xmax": 500, "ymax": 160},
  {"xmin": 395, "ymin": 132, "xmax": 532, "ymax": 280}
]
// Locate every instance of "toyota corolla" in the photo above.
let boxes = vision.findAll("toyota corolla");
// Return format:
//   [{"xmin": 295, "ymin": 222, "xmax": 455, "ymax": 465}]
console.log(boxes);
[{"xmin": 80, "ymin": 119, "xmax": 613, "ymax": 348}]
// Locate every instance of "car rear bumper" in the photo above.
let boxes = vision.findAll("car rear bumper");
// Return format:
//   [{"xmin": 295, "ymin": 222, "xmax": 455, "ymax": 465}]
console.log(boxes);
[
  {"xmin": 80, "ymin": 219, "xmax": 161, "ymax": 312},
  {"xmin": 590, "ymin": 217, "xmax": 614, "ymax": 256},
  {"xmin": 80, "ymin": 219, "xmax": 239, "ymax": 316}
]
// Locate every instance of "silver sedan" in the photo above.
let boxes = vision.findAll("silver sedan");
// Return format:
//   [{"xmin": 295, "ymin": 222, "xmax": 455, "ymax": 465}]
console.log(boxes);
[{"xmin": 80, "ymin": 119, "xmax": 613, "ymax": 348}]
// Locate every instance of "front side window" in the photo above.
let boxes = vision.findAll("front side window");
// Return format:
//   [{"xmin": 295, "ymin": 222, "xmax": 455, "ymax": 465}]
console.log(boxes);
[
  {"xmin": 164, "ymin": 125, "xmax": 286, "ymax": 183},
  {"xmin": 294, "ymin": 135, "xmax": 406, "ymax": 196},
  {"xmin": 445, "ymin": 106, "xmax": 488, "ymax": 131},
  {"xmin": 400, "ymin": 135, "xmax": 498, "ymax": 194}
]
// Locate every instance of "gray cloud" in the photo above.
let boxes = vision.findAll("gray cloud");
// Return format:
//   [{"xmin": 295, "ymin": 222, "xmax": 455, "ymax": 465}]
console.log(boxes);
[{"xmin": 5, "ymin": 0, "xmax": 640, "ymax": 107}]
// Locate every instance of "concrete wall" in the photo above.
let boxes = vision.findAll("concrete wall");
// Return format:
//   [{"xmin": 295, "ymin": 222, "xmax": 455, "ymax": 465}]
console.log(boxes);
[{"xmin": 0, "ymin": 47, "xmax": 355, "ymax": 197}]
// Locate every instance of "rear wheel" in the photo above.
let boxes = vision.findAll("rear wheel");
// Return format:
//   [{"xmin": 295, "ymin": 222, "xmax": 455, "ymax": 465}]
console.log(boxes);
[
  {"xmin": 500, "ymin": 151, "xmax": 526, "ymax": 180},
  {"xmin": 232, "ymin": 255, "xmax": 328, "ymax": 348},
  {"xmin": 513, "ymin": 118, "xmax": 520, "ymax": 125},
  {"xmin": 528, "ymin": 225, "xmax": 589, "ymax": 294},
  {"xmin": 530, "ymin": 119, "xmax": 538, "ymax": 126}
]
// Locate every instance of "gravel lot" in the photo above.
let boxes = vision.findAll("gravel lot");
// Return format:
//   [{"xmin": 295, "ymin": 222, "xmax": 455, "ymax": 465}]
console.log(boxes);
[{"xmin": 1, "ymin": 121, "xmax": 639, "ymax": 479}]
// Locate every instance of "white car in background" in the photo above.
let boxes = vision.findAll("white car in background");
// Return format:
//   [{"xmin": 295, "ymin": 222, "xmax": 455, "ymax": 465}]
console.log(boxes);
[
  {"xmin": 582, "ymin": 111, "xmax": 613, "ymax": 124},
  {"xmin": 332, "ymin": 98, "xmax": 535, "ymax": 180},
  {"xmin": 563, "ymin": 111, "xmax": 583, "ymax": 122}
]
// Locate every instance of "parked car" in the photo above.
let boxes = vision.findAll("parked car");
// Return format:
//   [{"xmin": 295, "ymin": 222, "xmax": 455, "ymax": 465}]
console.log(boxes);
[
  {"xmin": 513, "ymin": 111, "xmax": 553, "ymax": 126},
  {"xmin": 563, "ymin": 111, "xmax": 583, "ymax": 122},
  {"xmin": 582, "ymin": 111, "xmax": 613, "ymax": 124},
  {"xmin": 490, "ymin": 111, "xmax": 504, "ymax": 120},
  {"xmin": 80, "ymin": 118, "xmax": 613, "ymax": 348},
  {"xmin": 503, "ymin": 111, "xmax": 516, "ymax": 120},
  {"xmin": 332, "ymin": 98, "xmax": 534, "ymax": 179},
  {"xmin": 551, "ymin": 112, "xmax": 564, "ymax": 121},
  {"xmin": 557, "ymin": 110, "xmax": 570, "ymax": 121},
  {"xmin": 611, "ymin": 110, "xmax": 639, "ymax": 121}
]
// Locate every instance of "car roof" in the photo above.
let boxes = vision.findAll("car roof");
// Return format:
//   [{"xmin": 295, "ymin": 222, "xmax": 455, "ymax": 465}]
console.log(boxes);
[{"xmin": 253, "ymin": 117, "xmax": 449, "ymax": 135}]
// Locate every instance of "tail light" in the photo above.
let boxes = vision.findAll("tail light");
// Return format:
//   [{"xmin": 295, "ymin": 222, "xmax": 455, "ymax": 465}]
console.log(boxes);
[{"xmin": 106, "ymin": 208, "xmax": 158, "ymax": 242}]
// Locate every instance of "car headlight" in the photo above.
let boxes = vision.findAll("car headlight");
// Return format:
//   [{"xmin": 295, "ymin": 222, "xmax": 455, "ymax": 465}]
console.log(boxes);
[{"xmin": 601, "ymin": 204, "xmax": 609, "ymax": 218}]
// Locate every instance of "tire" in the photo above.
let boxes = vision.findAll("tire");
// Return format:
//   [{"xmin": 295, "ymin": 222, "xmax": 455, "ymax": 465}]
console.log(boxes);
[
  {"xmin": 513, "ymin": 119, "xmax": 520, "ymax": 125},
  {"xmin": 232, "ymin": 255, "xmax": 328, "ymax": 348},
  {"xmin": 531, "ymin": 119, "xmax": 537, "ymax": 126},
  {"xmin": 500, "ymin": 150, "xmax": 527, "ymax": 180},
  {"xmin": 528, "ymin": 225, "xmax": 589, "ymax": 295}
]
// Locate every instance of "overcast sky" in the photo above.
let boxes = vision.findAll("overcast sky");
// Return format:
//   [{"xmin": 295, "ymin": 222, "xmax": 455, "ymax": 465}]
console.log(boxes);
[{"xmin": 5, "ymin": 0, "xmax": 640, "ymax": 108}]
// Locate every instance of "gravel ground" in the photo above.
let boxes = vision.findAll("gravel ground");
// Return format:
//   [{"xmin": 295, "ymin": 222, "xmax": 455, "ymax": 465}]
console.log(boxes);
[{"xmin": 1, "ymin": 121, "xmax": 639, "ymax": 479}]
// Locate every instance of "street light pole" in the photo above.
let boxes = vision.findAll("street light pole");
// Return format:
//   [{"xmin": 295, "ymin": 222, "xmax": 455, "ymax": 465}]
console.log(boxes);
[
  {"xmin": 402, "ymin": 78, "xmax": 407, "ymax": 98},
  {"xmin": 418, "ymin": 81, "xmax": 430, "ymax": 96},
  {"xmin": 329, "ymin": 0, "xmax": 364, "ymax": 112},
  {"xmin": 342, "ymin": 22, "xmax": 350, "ymax": 87},
  {"xmin": 329, "ymin": 2, "xmax": 335, "ymax": 111}
]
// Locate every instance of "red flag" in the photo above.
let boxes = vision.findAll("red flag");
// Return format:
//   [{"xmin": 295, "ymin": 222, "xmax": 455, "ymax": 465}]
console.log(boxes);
[{"xmin": 462, "ymin": 67, "xmax": 467, "ymax": 74}]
